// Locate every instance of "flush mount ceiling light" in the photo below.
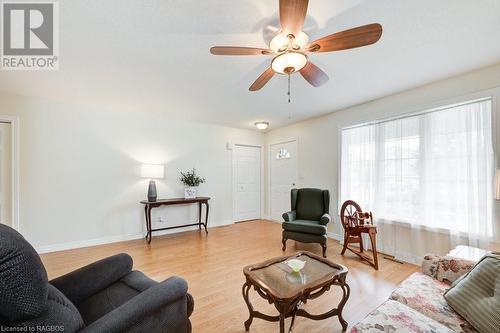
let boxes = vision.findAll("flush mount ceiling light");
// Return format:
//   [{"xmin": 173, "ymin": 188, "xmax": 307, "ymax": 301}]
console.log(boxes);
[
  {"xmin": 210, "ymin": 0, "xmax": 383, "ymax": 102},
  {"xmin": 254, "ymin": 122, "xmax": 269, "ymax": 130}
]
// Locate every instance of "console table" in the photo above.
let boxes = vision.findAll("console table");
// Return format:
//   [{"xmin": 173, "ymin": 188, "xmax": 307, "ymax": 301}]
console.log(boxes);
[{"xmin": 140, "ymin": 197, "xmax": 210, "ymax": 244}]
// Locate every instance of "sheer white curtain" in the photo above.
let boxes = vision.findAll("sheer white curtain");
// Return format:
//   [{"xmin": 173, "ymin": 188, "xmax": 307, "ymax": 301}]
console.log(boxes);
[{"xmin": 340, "ymin": 99, "xmax": 494, "ymax": 264}]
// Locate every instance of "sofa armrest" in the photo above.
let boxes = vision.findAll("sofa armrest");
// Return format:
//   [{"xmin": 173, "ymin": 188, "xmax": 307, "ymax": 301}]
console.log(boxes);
[
  {"xmin": 421, "ymin": 254, "xmax": 441, "ymax": 279},
  {"xmin": 80, "ymin": 276, "xmax": 191, "ymax": 333},
  {"xmin": 421, "ymin": 254, "xmax": 475, "ymax": 284},
  {"xmin": 319, "ymin": 213, "xmax": 331, "ymax": 226},
  {"xmin": 50, "ymin": 253, "xmax": 133, "ymax": 305},
  {"xmin": 282, "ymin": 210, "xmax": 296, "ymax": 222}
]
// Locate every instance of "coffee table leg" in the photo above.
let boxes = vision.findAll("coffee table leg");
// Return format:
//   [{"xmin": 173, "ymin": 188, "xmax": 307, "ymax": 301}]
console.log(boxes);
[
  {"xmin": 279, "ymin": 314, "xmax": 285, "ymax": 333},
  {"xmin": 242, "ymin": 282, "xmax": 254, "ymax": 331},
  {"xmin": 288, "ymin": 308, "xmax": 299, "ymax": 333},
  {"xmin": 294, "ymin": 281, "xmax": 351, "ymax": 332},
  {"xmin": 338, "ymin": 282, "xmax": 351, "ymax": 331}
]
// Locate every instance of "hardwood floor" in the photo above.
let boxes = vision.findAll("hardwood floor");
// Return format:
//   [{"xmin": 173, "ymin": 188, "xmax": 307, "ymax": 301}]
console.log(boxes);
[{"xmin": 40, "ymin": 220, "xmax": 419, "ymax": 333}]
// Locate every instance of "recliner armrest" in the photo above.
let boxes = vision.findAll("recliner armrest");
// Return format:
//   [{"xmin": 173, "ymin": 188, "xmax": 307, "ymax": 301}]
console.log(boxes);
[
  {"xmin": 282, "ymin": 210, "xmax": 296, "ymax": 222},
  {"xmin": 80, "ymin": 276, "xmax": 191, "ymax": 333},
  {"xmin": 50, "ymin": 253, "xmax": 133, "ymax": 305},
  {"xmin": 319, "ymin": 213, "xmax": 331, "ymax": 225}
]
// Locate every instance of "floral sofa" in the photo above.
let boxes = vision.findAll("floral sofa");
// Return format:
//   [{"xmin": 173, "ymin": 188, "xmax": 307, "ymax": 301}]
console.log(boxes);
[{"xmin": 351, "ymin": 254, "xmax": 477, "ymax": 333}]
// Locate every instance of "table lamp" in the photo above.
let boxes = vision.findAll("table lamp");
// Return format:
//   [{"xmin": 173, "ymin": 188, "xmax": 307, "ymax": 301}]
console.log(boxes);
[{"xmin": 141, "ymin": 164, "xmax": 165, "ymax": 202}]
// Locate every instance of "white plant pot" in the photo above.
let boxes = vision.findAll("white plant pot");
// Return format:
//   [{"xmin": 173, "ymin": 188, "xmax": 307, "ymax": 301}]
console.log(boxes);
[{"xmin": 184, "ymin": 187, "xmax": 198, "ymax": 199}]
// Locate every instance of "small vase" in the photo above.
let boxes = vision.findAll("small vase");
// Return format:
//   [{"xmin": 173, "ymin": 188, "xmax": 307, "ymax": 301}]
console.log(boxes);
[{"xmin": 184, "ymin": 187, "xmax": 198, "ymax": 199}]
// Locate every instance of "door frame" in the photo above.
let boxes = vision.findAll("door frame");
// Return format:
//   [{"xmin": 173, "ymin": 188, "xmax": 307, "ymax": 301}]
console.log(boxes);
[
  {"xmin": 0, "ymin": 115, "xmax": 20, "ymax": 231},
  {"xmin": 267, "ymin": 138, "xmax": 299, "ymax": 222},
  {"xmin": 232, "ymin": 143, "xmax": 264, "ymax": 223}
]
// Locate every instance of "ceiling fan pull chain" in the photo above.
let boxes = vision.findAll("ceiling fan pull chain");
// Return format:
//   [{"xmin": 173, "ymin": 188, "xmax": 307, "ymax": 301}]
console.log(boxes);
[{"xmin": 288, "ymin": 73, "xmax": 291, "ymax": 103}]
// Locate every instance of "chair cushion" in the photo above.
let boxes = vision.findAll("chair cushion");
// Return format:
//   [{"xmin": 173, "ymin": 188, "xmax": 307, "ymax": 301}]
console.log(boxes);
[
  {"xmin": 390, "ymin": 272, "xmax": 477, "ymax": 332},
  {"xmin": 350, "ymin": 300, "xmax": 454, "ymax": 333},
  {"xmin": 282, "ymin": 220, "xmax": 327, "ymax": 235},
  {"xmin": 0, "ymin": 224, "xmax": 49, "ymax": 322},
  {"xmin": 444, "ymin": 253, "xmax": 500, "ymax": 333},
  {"xmin": 77, "ymin": 270, "xmax": 158, "ymax": 325},
  {"xmin": 295, "ymin": 189, "xmax": 325, "ymax": 221}
]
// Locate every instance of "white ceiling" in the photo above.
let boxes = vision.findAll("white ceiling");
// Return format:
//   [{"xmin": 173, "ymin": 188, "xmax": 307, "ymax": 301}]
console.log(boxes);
[{"xmin": 1, "ymin": 0, "xmax": 500, "ymax": 130}]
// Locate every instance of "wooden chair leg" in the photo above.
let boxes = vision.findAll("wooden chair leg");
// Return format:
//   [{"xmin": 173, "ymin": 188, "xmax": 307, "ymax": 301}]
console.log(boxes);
[
  {"xmin": 368, "ymin": 229, "xmax": 378, "ymax": 270},
  {"xmin": 282, "ymin": 238, "xmax": 287, "ymax": 251},
  {"xmin": 341, "ymin": 231, "xmax": 349, "ymax": 255},
  {"xmin": 321, "ymin": 243, "xmax": 327, "ymax": 258}
]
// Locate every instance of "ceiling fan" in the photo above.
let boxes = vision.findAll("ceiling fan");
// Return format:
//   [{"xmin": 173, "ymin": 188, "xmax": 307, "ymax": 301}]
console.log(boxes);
[{"xmin": 210, "ymin": 0, "xmax": 383, "ymax": 98}]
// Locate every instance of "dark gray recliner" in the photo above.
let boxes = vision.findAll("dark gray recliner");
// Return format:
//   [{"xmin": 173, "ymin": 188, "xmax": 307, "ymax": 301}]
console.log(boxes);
[
  {"xmin": 0, "ymin": 224, "xmax": 194, "ymax": 332},
  {"xmin": 282, "ymin": 188, "xmax": 331, "ymax": 257}
]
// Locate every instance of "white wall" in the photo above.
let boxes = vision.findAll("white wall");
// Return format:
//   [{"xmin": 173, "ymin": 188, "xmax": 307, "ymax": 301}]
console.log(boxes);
[
  {"xmin": 4, "ymin": 63, "xmax": 500, "ymax": 254},
  {"xmin": 0, "ymin": 93, "xmax": 264, "ymax": 251},
  {"xmin": 265, "ymin": 62, "xmax": 500, "ymax": 251}
]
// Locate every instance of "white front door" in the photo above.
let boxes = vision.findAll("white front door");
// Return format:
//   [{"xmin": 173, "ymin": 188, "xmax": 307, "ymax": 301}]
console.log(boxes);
[
  {"xmin": 233, "ymin": 145, "xmax": 261, "ymax": 222},
  {"xmin": 270, "ymin": 140, "xmax": 298, "ymax": 222}
]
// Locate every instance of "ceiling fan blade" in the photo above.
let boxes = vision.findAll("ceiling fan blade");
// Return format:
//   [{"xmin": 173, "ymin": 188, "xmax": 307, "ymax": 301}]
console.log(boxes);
[
  {"xmin": 307, "ymin": 23, "xmax": 382, "ymax": 53},
  {"xmin": 279, "ymin": 0, "xmax": 309, "ymax": 37},
  {"xmin": 300, "ymin": 62, "xmax": 329, "ymax": 87},
  {"xmin": 210, "ymin": 46, "xmax": 272, "ymax": 56},
  {"xmin": 249, "ymin": 68, "xmax": 275, "ymax": 91}
]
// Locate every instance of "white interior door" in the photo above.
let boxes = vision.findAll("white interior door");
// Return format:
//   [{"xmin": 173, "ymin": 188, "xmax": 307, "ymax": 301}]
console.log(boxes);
[
  {"xmin": 233, "ymin": 145, "xmax": 261, "ymax": 222},
  {"xmin": 270, "ymin": 140, "xmax": 298, "ymax": 222}
]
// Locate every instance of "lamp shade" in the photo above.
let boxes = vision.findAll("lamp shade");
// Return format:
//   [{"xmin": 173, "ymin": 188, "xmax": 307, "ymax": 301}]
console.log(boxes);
[
  {"xmin": 141, "ymin": 164, "xmax": 164, "ymax": 179},
  {"xmin": 495, "ymin": 169, "xmax": 500, "ymax": 200}
]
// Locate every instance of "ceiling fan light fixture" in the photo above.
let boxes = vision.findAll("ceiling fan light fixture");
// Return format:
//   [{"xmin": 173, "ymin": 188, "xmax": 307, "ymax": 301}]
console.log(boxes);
[
  {"xmin": 271, "ymin": 51, "xmax": 307, "ymax": 74},
  {"xmin": 210, "ymin": 0, "xmax": 382, "ymax": 93},
  {"xmin": 254, "ymin": 122, "xmax": 269, "ymax": 130},
  {"xmin": 270, "ymin": 31, "xmax": 309, "ymax": 51}
]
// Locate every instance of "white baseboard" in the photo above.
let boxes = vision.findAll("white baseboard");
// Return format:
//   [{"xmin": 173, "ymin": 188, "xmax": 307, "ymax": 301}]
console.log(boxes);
[
  {"xmin": 327, "ymin": 232, "xmax": 342, "ymax": 241},
  {"xmin": 36, "ymin": 220, "xmax": 233, "ymax": 254},
  {"xmin": 36, "ymin": 233, "xmax": 145, "ymax": 254}
]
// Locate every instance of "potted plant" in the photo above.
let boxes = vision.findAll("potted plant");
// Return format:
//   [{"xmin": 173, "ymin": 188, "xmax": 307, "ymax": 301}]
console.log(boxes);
[{"xmin": 180, "ymin": 168, "xmax": 205, "ymax": 199}]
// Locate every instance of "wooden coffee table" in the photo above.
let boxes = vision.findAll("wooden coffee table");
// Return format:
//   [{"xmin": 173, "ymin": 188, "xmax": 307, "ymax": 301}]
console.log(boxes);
[{"xmin": 242, "ymin": 251, "xmax": 350, "ymax": 333}]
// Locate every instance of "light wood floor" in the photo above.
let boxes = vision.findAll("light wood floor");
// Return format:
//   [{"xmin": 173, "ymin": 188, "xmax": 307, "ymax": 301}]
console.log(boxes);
[{"xmin": 40, "ymin": 220, "xmax": 419, "ymax": 333}]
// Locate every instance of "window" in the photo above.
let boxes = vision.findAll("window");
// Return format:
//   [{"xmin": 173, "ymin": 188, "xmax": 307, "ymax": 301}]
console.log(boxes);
[
  {"xmin": 276, "ymin": 148, "xmax": 291, "ymax": 159},
  {"xmin": 341, "ymin": 99, "xmax": 494, "ymax": 235}
]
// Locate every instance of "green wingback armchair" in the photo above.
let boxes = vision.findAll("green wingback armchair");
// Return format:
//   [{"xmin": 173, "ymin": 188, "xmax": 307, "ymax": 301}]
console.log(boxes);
[{"xmin": 282, "ymin": 188, "xmax": 331, "ymax": 257}]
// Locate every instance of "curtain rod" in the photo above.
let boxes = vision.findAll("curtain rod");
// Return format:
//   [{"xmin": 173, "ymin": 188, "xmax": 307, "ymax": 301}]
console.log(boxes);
[{"xmin": 342, "ymin": 97, "xmax": 492, "ymax": 131}]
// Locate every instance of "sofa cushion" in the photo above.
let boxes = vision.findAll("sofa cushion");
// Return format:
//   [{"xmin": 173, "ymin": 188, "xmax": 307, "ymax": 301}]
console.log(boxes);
[
  {"xmin": 282, "ymin": 220, "xmax": 327, "ymax": 235},
  {"xmin": 0, "ymin": 224, "xmax": 49, "ymax": 322},
  {"xmin": 350, "ymin": 300, "xmax": 454, "ymax": 333},
  {"xmin": 444, "ymin": 253, "xmax": 500, "ymax": 333},
  {"xmin": 390, "ymin": 272, "xmax": 477, "ymax": 332}
]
